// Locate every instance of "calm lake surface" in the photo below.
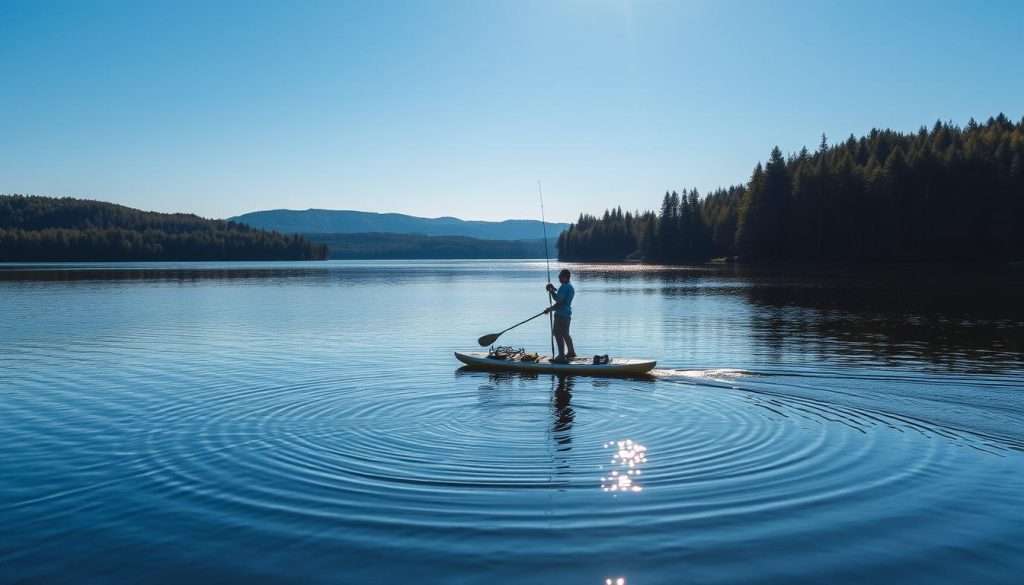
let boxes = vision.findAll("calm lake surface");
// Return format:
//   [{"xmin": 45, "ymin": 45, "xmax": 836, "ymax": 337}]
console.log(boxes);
[{"xmin": 2, "ymin": 260, "xmax": 1022, "ymax": 584}]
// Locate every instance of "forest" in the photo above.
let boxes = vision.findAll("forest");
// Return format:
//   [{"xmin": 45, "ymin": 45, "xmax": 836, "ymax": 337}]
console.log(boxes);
[
  {"xmin": 0, "ymin": 195, "xmax": 327, "ymax": 261},
  {"xmin": 306, "ymin": 232, "xmax": 553, "ymax": 259},
  {"xmin": 558, "ymin": 115, "xmax": 1024, "ymax": 263}
]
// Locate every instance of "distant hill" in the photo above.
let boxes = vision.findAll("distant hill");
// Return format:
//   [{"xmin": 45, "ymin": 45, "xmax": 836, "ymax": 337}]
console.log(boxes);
[
  {"xmin": 0, "ymin": 195, "xmax": 326, "ymax": 261},
  {"xmin": 306, "ymin": 232, "xmax": 554, "ymax": 259},
  {"xmin": 229, "ymin": 209, "xmax": 569, "ymax": 240}
]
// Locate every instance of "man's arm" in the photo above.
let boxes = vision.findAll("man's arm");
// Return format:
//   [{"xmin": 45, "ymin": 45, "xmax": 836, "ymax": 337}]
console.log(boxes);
[
  {"xmin": 544, "ymin": 298, "xmax": 565, "ymax": 313},
  {"xmin": 543, "ymin": 284, "xmax": 565, "ymax": 313}
]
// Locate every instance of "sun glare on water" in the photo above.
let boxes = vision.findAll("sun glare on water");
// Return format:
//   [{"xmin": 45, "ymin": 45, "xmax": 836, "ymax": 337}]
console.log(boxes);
[{"xmin": 601, "ymin": 439, "xmax": 648, "ymax": 493}]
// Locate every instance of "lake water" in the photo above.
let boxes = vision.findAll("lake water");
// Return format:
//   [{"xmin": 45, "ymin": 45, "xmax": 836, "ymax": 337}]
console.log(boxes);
[{"xmin": 2, "ymin": 260, "xmax": 1022, "ymax": 584}]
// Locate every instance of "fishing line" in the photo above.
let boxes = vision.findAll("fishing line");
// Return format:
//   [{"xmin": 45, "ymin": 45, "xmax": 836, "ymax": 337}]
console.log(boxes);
[{"xmin": 539, "ymin": 181, "xmax": 552, "ymax": 284}]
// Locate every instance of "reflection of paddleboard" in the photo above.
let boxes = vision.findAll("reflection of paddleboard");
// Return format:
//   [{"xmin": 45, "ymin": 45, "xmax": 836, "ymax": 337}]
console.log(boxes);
[{"xmin": 454, "ymin": 351, "xmax": 656, "ymax": 376}]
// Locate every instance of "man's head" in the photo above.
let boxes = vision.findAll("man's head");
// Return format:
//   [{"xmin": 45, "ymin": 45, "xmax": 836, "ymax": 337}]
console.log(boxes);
[{"xmin": 558, "ymin": 268, "xmax": 571, "ymax": 283}]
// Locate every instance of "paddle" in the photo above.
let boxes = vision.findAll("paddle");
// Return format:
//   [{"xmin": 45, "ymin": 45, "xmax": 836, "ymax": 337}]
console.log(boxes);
[{"xmin": 478, "ymin": 309, "xmax": 548, "ymax": 346}]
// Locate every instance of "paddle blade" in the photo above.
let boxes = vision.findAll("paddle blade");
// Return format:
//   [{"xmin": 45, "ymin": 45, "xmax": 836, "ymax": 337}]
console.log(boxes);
[{"xmin": 477, "ymin": 333, "xmax": 500, "ymax": 346}]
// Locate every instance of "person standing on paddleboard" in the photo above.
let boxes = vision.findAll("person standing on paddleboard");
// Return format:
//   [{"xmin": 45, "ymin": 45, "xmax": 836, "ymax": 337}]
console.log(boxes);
[{"xmin": 544, "ymin": 269, "xmax": 576, "ymax": 363}]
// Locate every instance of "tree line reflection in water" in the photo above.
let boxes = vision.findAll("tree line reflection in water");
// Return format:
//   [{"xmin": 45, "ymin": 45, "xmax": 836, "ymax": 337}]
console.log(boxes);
[{"xmin": 582, "ymin": 263, "xmax": 1024, "ymax": 372}]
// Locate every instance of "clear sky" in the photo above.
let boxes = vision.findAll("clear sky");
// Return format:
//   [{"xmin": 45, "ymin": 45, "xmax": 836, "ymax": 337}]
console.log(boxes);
[{"xmin": 3, "ymin": 0, "xmax": 1022, "ymax": 222}]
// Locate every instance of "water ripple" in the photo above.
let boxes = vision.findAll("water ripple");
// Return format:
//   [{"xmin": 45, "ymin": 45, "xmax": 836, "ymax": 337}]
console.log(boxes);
[{"xmin": 2, "ymin": 262, "xmax": 1022, "ymax": 584}]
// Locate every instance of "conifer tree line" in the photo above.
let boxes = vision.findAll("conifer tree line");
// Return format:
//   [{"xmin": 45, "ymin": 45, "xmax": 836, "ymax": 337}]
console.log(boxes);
[
  {"xmin": 558, "ymin": 114, "xmax": 1024, "ymax": 263},
  {"xmin": 0, "ymin": 195, "xmax": 327, "ymax": 261}
]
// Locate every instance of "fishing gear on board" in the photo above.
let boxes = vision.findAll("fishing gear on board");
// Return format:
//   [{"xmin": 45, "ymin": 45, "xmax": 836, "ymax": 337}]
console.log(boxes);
[{"xmin": 487, "ymin": 346, "xmax": 541, "ymax": 362}]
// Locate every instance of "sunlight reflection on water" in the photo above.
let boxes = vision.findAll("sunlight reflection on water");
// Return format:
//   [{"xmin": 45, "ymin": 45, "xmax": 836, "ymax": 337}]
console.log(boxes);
[{"xmin": 601, "ymin": 440, "xmax": 648, "ymax": 493}]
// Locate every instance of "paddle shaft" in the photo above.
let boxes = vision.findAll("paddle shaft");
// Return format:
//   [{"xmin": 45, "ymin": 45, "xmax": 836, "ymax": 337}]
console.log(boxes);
[
  {"xmin": 496, "ymin": 309, "xmax": 548, "ymax": 338},
  {"xmin": 478, "ymin": 309, "xmax": 549, "ymax": 346}
]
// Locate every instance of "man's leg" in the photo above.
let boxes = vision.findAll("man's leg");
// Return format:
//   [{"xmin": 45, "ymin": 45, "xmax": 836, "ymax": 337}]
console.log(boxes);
[
  {"xmin": 553, "ymin": 316, "xmax": 567, "ymax": 358},
  {"xmin": 562, "ymin": 317, "xmax": 576, "ymax": 357}
]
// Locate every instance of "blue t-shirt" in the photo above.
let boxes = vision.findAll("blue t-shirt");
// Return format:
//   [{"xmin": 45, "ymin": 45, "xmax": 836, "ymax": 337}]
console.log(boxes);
[{"xmin": 553, "ymin": 282, "xmax": 574, "ymax": 318}]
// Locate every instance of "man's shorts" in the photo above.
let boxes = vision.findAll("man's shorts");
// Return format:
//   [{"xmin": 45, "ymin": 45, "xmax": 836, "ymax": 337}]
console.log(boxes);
[{"xmin": 553, "ymin": 314, "xmax": 571, "ymax": 337}]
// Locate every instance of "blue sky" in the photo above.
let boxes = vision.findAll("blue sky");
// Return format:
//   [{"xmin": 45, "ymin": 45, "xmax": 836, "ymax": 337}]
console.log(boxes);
[{"xmin": 3, "ymin": 0, "xmax": 1022, "ymax": 222}]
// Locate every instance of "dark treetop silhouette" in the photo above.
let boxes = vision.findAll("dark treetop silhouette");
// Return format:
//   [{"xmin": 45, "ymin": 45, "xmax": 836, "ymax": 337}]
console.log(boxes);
[{"xmin": 558, "ymin": 114, "xmax": 1024, "ymax": 264}]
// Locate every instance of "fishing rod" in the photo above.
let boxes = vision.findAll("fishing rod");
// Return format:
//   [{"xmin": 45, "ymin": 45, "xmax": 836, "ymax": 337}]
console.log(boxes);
[
  {"xmin": 539, "ymin": 181, "xmax": 552, "ymax": 284},
  {"xmin": 538, "ymin": 181, "xmax": 555, "ymax": 358}
]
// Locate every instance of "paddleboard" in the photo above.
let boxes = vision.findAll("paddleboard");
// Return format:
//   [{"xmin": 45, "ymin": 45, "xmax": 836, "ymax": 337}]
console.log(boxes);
[{"xmin": 454, "ymin": 351, "xmax": 656, "ymax": 376}]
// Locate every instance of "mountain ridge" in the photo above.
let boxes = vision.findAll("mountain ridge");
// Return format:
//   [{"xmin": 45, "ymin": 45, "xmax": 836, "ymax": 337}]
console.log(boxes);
[{"xmin": 229, "ymin": 208, "xmax": 569, "ymax": 241}]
